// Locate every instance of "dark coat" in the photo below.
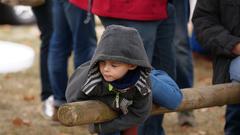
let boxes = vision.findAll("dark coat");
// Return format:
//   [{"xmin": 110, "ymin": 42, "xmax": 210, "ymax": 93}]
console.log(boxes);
[
  {"xmin": 66, "ymin": 25, "xmax": 152, "ymax": 133},
  {"xmin": 192, "ymin": 0, "xmax": 240, "ymax": 84}
]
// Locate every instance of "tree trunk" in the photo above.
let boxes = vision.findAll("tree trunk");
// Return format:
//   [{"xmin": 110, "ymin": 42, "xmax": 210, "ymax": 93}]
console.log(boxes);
[{"xmin": 58, "ymin": 83, "xmax": 240, "ymax": 126}]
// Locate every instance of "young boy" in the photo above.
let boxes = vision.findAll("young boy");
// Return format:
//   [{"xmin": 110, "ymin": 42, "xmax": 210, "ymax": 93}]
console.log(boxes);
[{"xmin": 66, "ymin": 25, "xmax": 182, "ymax": 135}]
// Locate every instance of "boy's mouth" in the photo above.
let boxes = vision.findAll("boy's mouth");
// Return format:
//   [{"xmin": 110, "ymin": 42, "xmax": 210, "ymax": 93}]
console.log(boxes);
[{"xmin": 103, "ymin": 74, "xmax": 113, "ymax": 81}]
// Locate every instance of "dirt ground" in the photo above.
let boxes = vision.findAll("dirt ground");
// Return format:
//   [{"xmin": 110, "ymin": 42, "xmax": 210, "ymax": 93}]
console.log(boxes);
[{"xmin": 0, "ymin": 24, "xmax": 226, "ymax": 135}]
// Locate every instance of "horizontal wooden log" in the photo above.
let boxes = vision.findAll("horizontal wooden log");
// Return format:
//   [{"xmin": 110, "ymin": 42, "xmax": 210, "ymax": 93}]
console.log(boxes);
[
  {"xmin": 58, "ymin": 83, "xmax": 240, "ymax": 126},
  {"xmin": 0, "ymin": 0, "xmax": 45, "ymax": 7}
]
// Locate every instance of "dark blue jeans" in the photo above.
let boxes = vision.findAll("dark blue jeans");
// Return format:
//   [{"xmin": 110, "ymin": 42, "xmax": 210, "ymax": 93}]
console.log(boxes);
[
  {"xmin": 225, "ymin": 56, "xmax": 240, "ymax": 135},
  {"xmin": 139, "ymin": 4, "xmax": 176, "ymax": 135},
  {"xmin": 100, "ymin": 4, "xmax": 176, "ymax": 135},
  {"xmin": 172, "ymin": 0, "xmax": 193, "ymax": 89},
  {"xmin": 32, "ymin": 0, "xmax": 53, "ymax": 101},
  {"xmin": 229, "ymin": 56, "xmax": 240, "ymax": 82},
  {"xmin": 225, "ymin": 104, "xmax": 240, "ymax": 135},
  {"xmin": 48, "ymin": 0, "xmax": 96, "ymax": 106}
]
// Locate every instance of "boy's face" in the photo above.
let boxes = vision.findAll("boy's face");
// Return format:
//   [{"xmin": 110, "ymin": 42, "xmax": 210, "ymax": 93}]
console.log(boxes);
[{"xmin": 99, "ymin": 60, "xmax": 137, "ymax": 82}]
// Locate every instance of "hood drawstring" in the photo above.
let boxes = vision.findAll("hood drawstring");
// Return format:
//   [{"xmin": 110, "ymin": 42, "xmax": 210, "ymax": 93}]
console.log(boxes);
[{"xmin": 84, "ymin": 0, "xmax": 93, "ymax": 24}]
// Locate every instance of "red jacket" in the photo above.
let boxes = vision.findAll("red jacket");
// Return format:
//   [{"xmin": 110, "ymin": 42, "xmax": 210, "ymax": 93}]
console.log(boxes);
[{"xmin": 70, "ymin": 0, "xmax": 168, "ymax": 21}]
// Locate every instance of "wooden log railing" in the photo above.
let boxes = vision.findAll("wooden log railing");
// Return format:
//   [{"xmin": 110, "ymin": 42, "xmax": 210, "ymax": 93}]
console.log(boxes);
[{"xmin": 58, "ymin": 83, "xmax": 240, "ymax": 126}]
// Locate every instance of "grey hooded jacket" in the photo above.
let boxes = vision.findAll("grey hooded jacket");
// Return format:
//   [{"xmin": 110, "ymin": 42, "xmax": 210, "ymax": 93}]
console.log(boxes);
[{"xmin": 66, "ymin": 25, "xmax": 152, "ymax": 133}]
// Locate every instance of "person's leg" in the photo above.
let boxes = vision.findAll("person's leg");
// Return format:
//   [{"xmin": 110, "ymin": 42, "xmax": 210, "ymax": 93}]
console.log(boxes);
[
  {"xmin": 173, "ymin": 0, "xmax": 193, "ymax": 89},
  {"xmin": 150, "ymin": 70, "xmax": 182, "ymax": 109},
  {"xmin": 229, "ymin": 56, "xmax": 240, "ymax": 83},
  {"xmin": 152, "ymin": 3, "xmax": 176, "ymax": 80},
  {"xmin": 225, "ymin": 56, "xmax": 240, "ymax": 135},
  {"xmin": 32, "ymin": 0, "xmax": 54, "ymax": 119},
  {"xmin": 225, "ymin": 104, "xmax": 240, "ymax": 135},
  {"xmin": 64, "ymin": 1, "xmax": 97, "ymax": 68},
  {"xmin": 122, "ymin": 21, "xmax": 158, "ymax": 64},
  {"xmin": 139, "ymin": 4, "xmax": 176, "ymax": 135},
  {"xmin": 48, "ymin": 0, "xmax": 72, "ymax": 109},
  {"xmin": 171, "ymin": 0, "xmax": 195, "ymax": 126},
  {"xmin": 138, "ymin": 115, "xmax": 165, "ymax": 135},
  {"xmin": 32, "ymin": 0, "xmax": 53, "ymax": 101}
]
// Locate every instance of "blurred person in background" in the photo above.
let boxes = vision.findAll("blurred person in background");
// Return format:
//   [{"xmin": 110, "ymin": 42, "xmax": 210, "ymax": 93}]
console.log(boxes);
[
  {"xmin": 193, "ymin": 0, "xmax": 240, "ymax": 134},
  {"xmin": 69, "ymin": 0, "xmax": 177, "ymax": 134},
  {"xmin": 31, "ymin": 0, "xmax": 54, "ymax": 119},
  {"xmin": 170, "ymin": 0, "xmax": 195, "ymax": 127},
  {"xmin": 48, "ymin": 0, "xmax": 97, "ymax": 122}
]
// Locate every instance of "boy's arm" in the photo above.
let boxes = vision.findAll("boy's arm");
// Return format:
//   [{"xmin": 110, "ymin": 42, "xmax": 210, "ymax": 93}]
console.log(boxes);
[
  {"xmin": 151, "ymin": 69, "xmax": 182, "ymax": 110},
  {"xmin": 66, "ymin": 62, "xmax": 90, "ymax": 102},
  {"xmin": 92, "ymin": 93, "xmax": 152, "ymax": 134},
  {"xmin": 192, "ymin": 0, "xmax": 240, "ymax": 57}
]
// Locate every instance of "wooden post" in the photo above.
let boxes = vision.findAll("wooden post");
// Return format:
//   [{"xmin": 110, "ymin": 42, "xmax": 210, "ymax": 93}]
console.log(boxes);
[{"xmin": 58, "ymin": 83, "xmax": 240, "ymax": 126}]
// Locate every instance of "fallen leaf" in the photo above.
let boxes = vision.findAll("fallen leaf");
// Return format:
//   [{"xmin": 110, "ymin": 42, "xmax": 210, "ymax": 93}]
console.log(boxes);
[
  {"xmin": 12, "ymin": 117, "xmax": 24, "ymax": 127},
  {"xmin": 23, "ymin": 95, "xmax": 35, "ymax": 102},
  {"xmin": 12, "ymin": 117, "xmax": 32, "ymax": 127},
  {"xmin": 4, "ymin": 74, "xmax": 11, "ymax": 80}
]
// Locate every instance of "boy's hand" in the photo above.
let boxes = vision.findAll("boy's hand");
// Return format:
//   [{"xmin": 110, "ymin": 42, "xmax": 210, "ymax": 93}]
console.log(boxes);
[{"xmin": 232, "ymin": 43, "xmax": 240, "ymax": 55}]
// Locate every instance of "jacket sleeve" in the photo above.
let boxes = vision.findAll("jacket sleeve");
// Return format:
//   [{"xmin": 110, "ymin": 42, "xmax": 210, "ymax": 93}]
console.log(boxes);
[
  {"xmin": 66, "ymin": 62, "xmax": 90, "ymax": 102},
  {"xmin": 94, "ymin": 93, "xmax": 152, "ymax": 134},
  {"xmin": 192, "ymin": 0, "xmax": 240, "ymax": 57},
  {"xmin": 151, "ymin": 69, "xmax": 182, "ymax": 110}
]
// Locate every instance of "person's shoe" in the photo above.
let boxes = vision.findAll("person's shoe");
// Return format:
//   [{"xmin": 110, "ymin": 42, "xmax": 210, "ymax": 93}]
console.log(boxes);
[
  {"xmin": 178, "ymin": 111, "xmax": 195, "ymax": 127},
  {"xmin": 41, "ymin": 95, "xmax": 54, "ymax": 119}
]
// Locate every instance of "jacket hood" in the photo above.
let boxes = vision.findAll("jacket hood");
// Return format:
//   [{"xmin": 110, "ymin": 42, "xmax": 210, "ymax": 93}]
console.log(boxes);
[
  {"xmin": 90, "ymin": 25, "xmax": 152, "ymax": 71},
  {"xmin": 66, "ymin": 25, "xmax": 152, "ymax": 101}
]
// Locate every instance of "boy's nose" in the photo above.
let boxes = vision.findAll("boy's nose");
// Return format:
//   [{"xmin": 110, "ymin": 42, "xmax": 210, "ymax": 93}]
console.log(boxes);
[{"xmin": 103, "ymin": 65, "xmax": 110, "ymax": 71}]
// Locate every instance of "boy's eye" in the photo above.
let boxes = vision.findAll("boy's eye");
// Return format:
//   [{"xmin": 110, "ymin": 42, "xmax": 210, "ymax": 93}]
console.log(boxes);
[{"xmin": 111, "ymin": 64, "xmax": 118, "ymax": 67}]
